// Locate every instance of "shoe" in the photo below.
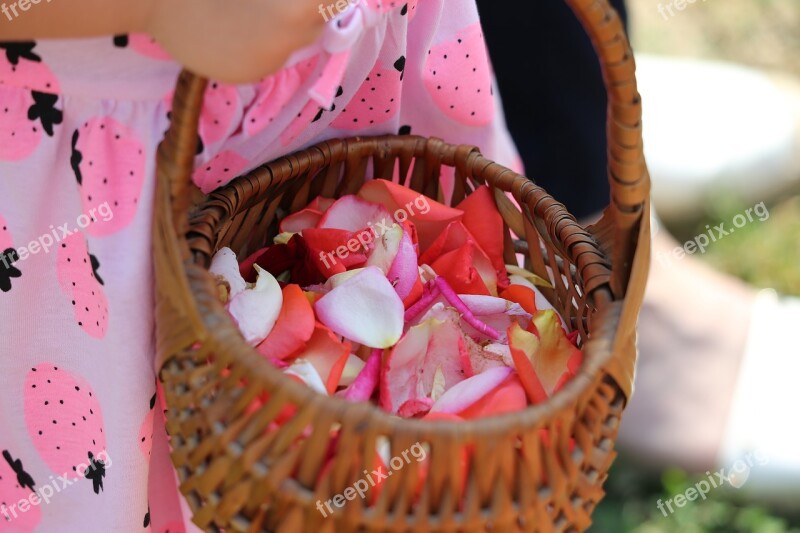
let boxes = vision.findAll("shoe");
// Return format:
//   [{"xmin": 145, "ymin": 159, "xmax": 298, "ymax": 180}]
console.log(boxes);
[{"xmin": 637, "ymin": 54, "xmax": 800, "ymax": 220}]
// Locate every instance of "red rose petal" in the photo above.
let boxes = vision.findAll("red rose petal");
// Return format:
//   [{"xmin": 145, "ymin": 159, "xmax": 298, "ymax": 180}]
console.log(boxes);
[
  {"xmin": 256, "ymin": 284, "xmax": 316, "ymax": 361},
  {"xmin": 456, "ymin": 185, "xmax": 509, "ymax": 289}
]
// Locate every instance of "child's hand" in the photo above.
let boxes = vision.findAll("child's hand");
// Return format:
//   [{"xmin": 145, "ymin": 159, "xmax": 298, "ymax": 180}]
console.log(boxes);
[
  {"xmin": 145, "ymin": 0, "xmax": 327, "ymax": 83},
  {"xmin": 0, "ymin": 0, "xmax": 326, "ymax": 84}
]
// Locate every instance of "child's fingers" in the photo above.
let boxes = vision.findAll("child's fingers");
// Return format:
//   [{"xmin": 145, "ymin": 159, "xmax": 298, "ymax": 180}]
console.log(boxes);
[{"xmin": 146, "ymin": 0, "xmax": 328, "ymax": 83}]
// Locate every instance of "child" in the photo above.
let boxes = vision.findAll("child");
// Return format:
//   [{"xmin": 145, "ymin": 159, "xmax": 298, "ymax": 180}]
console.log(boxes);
[{"xmin": 0, "ymin": 1, "xmax": 519, "ymax": 530}]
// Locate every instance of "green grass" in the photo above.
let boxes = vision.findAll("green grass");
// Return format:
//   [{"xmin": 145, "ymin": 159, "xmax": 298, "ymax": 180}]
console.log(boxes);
[
  {"xmin": 591, "ymin": 456, "xmax": 800, "ymax": 532},
  {"xmin": 696, "ymin": 196, "xmax": 800, "ymax": 297}
]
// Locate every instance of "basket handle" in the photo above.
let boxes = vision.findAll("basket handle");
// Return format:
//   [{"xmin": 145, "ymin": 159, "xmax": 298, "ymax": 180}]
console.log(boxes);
[{"xmin": 159, "ymin": 0, "xmax": 649, "ymax": 297}]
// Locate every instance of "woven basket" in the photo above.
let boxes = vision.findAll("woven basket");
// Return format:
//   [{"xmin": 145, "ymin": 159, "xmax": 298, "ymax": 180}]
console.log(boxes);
[{"xmin": 153, "ymin": 0, "xmax": 650, "ymax": 530}]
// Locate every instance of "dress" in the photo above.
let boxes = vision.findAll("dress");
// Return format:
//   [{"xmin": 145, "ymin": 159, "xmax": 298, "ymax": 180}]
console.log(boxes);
[{"xmin": 0, "ymin": 1, "xmax": 518, "ymax": 530}]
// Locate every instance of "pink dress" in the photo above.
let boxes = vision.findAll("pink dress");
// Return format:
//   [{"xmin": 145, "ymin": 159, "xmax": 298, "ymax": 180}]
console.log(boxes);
[{"xmin": 0, "ymin": 1, "xmax": 519, "ymax": 530}]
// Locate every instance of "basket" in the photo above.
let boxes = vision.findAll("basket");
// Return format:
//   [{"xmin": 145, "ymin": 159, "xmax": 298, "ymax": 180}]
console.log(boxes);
[{"xmin": 152, "ymin": 0, "xmax": 651, "ymax": 530}]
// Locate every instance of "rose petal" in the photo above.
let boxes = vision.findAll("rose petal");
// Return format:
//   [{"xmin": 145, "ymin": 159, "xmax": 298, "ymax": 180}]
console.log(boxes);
[
  {"xmin": 340, "ymin": 349, "xmax": 381, "ymax": 401},
  {"xmin": 507, "ymin": 275, "xmax": 568, "ymax": 329},
  {"xmin": 462, "ymin": 337, "xmax": 513, "ymax": 374},
  {"xmin": 295, "ymin": 323, "xmax": 352, "ymax": 394},
  {"xmin": 280, "ymin": 208, "xmax": 324, "ymax": 233},
  {"xmin": 256, "ymin": 284, "xmax": 315, "ymax": 361},
  {"xmin": 508, "ymin": 322, "xmax": 548, "ymax": 404},
  {"xmin": 483, "ymin": 342, "xmax": 514, "ymax": 367},
  {"xmin": 366, "ymin": 222, "xmax": 404, "ymax": 273},
  {"xmin": 314, "ymin": 266, "xmax": 404, "ymax": 348},
  {"xmin": 238, "ymin": 235, "xmax": 327, "ymax": 286},
  {"xmin": 456, "ymin": 294, "xmax": 511, "ymax": 316},
  {"xmin": 405, "ymin": 281, "xmax": 442, "ymax": 324},
  {"xmin": 398, "ymin": 398, "xmax": 434, "ymax": 417},
  {"xmin": 309, "ymin": 196, "xmax": 336, "ymax": 212},
  {"xmin": 430, "ymin": 366, "xmax": 447, "ymax": 401},
  {"xmin": 338, "ymin": 353, "xmax": 367, "ymax": 387},
  {"xmin": 285, "ymin": 359, "xmax": 328, "ymax": 395},
  {"xmin": 430, "ymin": 366, "xmax": 514, "ymax": 414},
  {"xmin": 530, "ymin": 310, "xmax": 582, "ymax": 394},
  {"xmin": 459, "ymin": 375, "xmax": 528, "ymax": 419},
  {"xmin": 380, "ymin": 316, "xmax": 468, "ymax": 414},
  {"xmin": 317, "ymin": 194, "xmax": 393, "ymax": 232},
  {"xmin": 209, "ymin": 247, "xmax": 247, "ymax": 298},
  {"xmin": 403, "ymin": 281, "xmax": 424, "ymax": 307},
  {"xmin": 418, "ymin": 221, "xmax": 472, "ymax": 266},
  {"xmin": 459, "ymin": 293, "xmax": 532, "ymax": 339},
  {"xmin": 419, "ymin": 264, "xmax": 438, "ymax": 284},
  {"xmin": 387, "ymin": 229, "xmax": 420, "ymax": 301},
  {"xmin": 430, "ymin": 240, "xmax": 497, "ymax": 296},
  {"xmin": 239, "ymin": 245, "xmax": 290, "ymax": 282},
  {"xmin": 325, "ymin": 268, "xmax": 367, "ymax": 290},
  {"xmin": 499, "ymin": 285, "xmax": 538, "ymax": 316},
  {"xmin": 457, "ymin": 186, "xmax": 509, "ymax": 289},
  {"xmin": 302, "ymin": 228, "xmax": 367, "ymax": 278},
  {"xmin": 433, "ymin": 277, "xmax": 500, "ymax": 339},
  {"xmin": 357, "ymin": 180, "xmax": 462, "ymax": 251},
  {"xmin": 279, "ymin": 197, "xmax": 335, "ymax": 233},
  {"xmin": 273, "ymin": 232, "xmax": 296, "ymax": 245},
  {"xmin": 506, "ymin": 264, "xmax": 553, "ymax": 288},
  {"xmin": 227, "ymin": 265, "xmax": 283, "ymax": 345}
]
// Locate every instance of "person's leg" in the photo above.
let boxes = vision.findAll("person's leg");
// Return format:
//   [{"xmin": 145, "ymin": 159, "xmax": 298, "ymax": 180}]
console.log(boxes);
[
  {"xmin": 476, "ymin": 0, "xmax": 627, "ymax": 219},
  {"xmin": 620, "ymin": 227, "xmax": 754, "ymax": 471}
]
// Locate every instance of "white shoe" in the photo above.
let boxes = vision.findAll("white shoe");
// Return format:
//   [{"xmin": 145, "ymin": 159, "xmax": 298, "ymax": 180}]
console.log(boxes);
[
  {"xmin": 717, "ymin": 289, "xmax": 800, "ymax": 504},
  {"xmin": 637, "ymin": 55, "xmax": 800, "ymax": 220}
]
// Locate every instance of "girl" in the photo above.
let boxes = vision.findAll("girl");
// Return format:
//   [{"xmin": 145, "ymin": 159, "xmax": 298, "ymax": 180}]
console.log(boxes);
[{"xmin": 0, "ymin": 0, "xmax": 518, "ymax": 530}]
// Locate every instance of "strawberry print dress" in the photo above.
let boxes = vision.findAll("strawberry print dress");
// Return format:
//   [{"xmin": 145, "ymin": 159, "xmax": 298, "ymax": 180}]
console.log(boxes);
[{"xmin": 0, "ymin": 1, "xmax": 519, "ymax": 531}]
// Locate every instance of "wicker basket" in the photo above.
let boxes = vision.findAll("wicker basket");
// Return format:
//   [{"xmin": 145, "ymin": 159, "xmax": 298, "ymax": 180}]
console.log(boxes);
[{"xmin": 152, "ymin": 0, "xmax": 650, "ymax": 530}]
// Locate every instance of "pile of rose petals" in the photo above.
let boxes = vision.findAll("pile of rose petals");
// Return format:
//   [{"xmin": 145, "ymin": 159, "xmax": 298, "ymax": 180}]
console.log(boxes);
[{"xmin": 210, "ymin": 180, "xmax": 582, "ymax": 421}]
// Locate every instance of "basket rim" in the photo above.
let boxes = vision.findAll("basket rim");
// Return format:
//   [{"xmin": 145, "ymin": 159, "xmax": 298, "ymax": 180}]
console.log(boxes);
[{"xmin": 178, "ymin": 134, "xmax": 622, "ymax": 441}]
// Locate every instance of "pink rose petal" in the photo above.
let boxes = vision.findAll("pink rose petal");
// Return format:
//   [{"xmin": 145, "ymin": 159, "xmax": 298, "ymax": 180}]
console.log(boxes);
[
  {"xmin": 386, "ymin": 228, "xmax": 420, "ymax": 301},
  {"xmin": 227, "ymin": 265, "xmax": 283, "ymax": 345},
  {"xmin": 317, "ymin": 195, "xmax": 393, "ymax": 232},
  {"xmin": 458, "ymin": 294, "xmax": 532, "ymax": 341},
  {"xmin": 340, "ymin": 349, "xmax": 382, "ymax": 401},
  {"xmin": 430, "ymin": 366, "xmax": 514, "ymax": 414},
  {"xmin": 314, "ymin": 266, "xmax": 404, "ymax": 348},
  {"xmin": 366, "ymin": 223, "xmax": 404, "ymax": 273},
  {"xmin": 380, "ymin": 315, "xmax": 468, "ymax": 414},
  {"xmin": 398, "ymin": 398, "xmax": 434, "ymax": 417}
]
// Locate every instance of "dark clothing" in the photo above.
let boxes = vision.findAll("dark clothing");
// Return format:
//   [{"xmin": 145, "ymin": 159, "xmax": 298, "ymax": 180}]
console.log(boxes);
[{"xmin": 477, "ymin": 0, "xmax": 629, "ymax": 219}]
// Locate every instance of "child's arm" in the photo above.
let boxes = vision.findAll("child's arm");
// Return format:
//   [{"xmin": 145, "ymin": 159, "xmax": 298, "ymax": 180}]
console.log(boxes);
[{"xmin": 0, "ymin": 0, "xmax": 326, "ymax": 83}]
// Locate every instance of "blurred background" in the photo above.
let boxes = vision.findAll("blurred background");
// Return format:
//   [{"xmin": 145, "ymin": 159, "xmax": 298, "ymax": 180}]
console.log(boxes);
[{"xmin": 590, "ymin": 0, "xmax": 800, "ymax": 531}]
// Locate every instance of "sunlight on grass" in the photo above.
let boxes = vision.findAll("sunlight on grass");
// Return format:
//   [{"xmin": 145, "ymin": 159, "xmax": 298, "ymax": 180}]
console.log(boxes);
[{"xmin": 699, "ymin": 196, "xmax": 800, "ymax": 296}]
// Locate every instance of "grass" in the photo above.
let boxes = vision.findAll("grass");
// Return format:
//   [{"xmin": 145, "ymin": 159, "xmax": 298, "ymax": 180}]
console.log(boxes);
[
  {"xmin": 592, "ymin": 456, "xmax": 800, "ymax": 532},
  {"xmin": 698, "ymin": 196, "xmax": 800, "ymax": 297}
]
